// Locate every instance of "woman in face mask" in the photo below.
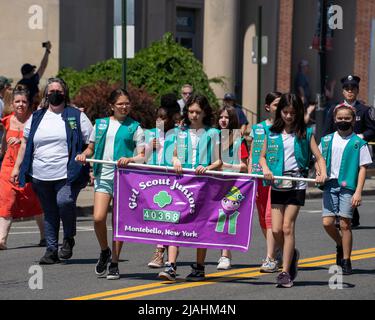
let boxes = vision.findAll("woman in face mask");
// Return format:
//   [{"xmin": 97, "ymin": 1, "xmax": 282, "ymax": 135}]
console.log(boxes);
[
  {"xmin": 10, "ymin": 78, "xmax": 93, "ymax": 264},
  {"xmin": 318, "ymin": 104, "xmax": 372, "ymax": 275}
]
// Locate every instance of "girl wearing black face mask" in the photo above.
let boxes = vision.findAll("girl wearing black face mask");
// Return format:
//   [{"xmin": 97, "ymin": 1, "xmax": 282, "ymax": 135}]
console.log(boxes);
[{"xmin": 318, "ymin": 104, "xmax": 372, "ymax": 275}]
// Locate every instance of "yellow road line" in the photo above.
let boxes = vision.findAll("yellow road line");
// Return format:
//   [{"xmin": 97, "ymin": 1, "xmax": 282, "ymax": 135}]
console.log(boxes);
[
  {"xmin": 68, "ymin": 247, "xmax": 375, "ymax": 300},
  {"xmin": 103, "ymin": 252, "xmax": 375, "ymax": 300}
]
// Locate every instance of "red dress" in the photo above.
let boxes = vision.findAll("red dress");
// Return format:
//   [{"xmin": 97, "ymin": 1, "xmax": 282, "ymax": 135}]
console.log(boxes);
[{"xmin": 0, "ymin": 115, "xmax": 43, "ymax": 219}]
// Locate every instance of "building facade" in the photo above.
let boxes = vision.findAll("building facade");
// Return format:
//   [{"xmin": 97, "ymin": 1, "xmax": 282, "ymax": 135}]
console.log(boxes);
[{"xmin": 1, "ymin": 0, "xmax": 375, "ymax": 123}]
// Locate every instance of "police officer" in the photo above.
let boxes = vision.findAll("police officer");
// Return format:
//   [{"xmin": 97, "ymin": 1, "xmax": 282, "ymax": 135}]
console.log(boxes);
[{"xmin": 323, "ymin": 75, "xmax": 375, "ymax": 228}]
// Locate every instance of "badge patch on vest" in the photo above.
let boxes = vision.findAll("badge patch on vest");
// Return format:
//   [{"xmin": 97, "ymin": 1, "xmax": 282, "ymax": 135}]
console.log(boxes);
[
  {"xmin": 255, "ymin": 128, "xmax": 265, "ymax": 135},
  {"xmin": 98, "ymin": 122, "xmax": 108, "ymax": 131},
  {"xmin": 67, "ymin": 117, "xmax": 77, "ymax": 130}
]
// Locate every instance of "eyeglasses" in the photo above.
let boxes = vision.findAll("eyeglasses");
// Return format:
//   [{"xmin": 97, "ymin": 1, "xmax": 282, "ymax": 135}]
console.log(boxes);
[{"xmin": 182, "ymin": 92, "xmax": 192, "ymax": 96}]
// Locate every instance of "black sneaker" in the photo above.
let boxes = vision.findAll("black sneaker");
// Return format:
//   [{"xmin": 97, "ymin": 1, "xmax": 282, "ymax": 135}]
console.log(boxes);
[
  {"xmin": 107, "ymin": 263, "xmax": 120, "ymax": 280},
  {"xmin": 289, "ymin": 248, "xmax": 300, "ymax": 281},
  {"xmin": 39, "ymin": 249, "xmax": 60, "ymax": 265},
  {"xmin": 58, "ymin": 237, "xmax": 75, "ymax": 260},
  {"xmin": 95, "ymin": 248, "xmax": 112, "ymax": 277},
  {"xmin": 342, "ymin": 259, "xmax": 353, "ymax": 275},
  {"xmin": 185, "ymin": 264, "xmax": 205, "ymax": 281},
  {"xmin": 158, "ymin": 263, "xmax": 177, "ymax": 281},
  {"xmin": 336, "ymin": 245, "xmax": 343, "ymax": 267},
  {"xmin": 276, "ymin": 272, "xmax": 293, "ymax": 288}
]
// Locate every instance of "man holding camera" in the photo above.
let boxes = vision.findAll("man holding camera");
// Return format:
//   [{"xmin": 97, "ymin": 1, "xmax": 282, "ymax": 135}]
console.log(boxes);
[{"xmin": 17, "ymin": 41, "xmax": 52, "ymax": 106}]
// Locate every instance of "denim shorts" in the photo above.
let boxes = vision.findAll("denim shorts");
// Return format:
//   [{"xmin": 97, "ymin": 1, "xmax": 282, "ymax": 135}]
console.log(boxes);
[
  {"xmin": 322, "ymin": 180, "xmax": 354, "ymax": 219},
  {"xmin": 94, "ymin": 179, "xmax": 114, "ymax": 195}
]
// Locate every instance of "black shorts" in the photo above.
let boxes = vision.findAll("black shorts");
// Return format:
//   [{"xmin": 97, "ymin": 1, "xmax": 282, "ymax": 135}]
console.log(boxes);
[{"xmin": 271, "ymin": 189, "xmax": 306, "ymax": 207}]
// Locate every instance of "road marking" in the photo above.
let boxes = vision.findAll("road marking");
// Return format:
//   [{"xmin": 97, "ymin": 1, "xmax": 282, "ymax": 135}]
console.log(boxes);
[
  {"xmin": 68, "ymin": 247, "xmax": 375, "ymax": 300},
  {"xmin": 102, "ymin": 253, "xmax": 375, "ymax": 300},
  {"xmin": 9, "ymin": 226, "xmax": 111, "ymax": 235}
]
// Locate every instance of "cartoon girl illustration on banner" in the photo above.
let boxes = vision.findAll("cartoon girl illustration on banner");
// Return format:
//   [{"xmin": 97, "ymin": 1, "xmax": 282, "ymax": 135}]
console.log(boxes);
[{"xmin": 216, "ymin": 186, "xmax": 245, "ymax": 235}]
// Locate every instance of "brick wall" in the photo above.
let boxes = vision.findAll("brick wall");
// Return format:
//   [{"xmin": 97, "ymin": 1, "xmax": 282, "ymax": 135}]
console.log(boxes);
[
  {"xmin": 354, "ymin": 0, "xmax": 375, "ymax": 103},
  {"xmin": 276, "ymin": 0, "xmax": 294, "ymax": 92}
]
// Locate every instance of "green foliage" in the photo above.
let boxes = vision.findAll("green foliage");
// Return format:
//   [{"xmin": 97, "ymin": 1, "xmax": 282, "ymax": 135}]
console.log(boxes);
[{"xmin": 58, "ymin": 33, "xmax": 221, "ymax": 107}]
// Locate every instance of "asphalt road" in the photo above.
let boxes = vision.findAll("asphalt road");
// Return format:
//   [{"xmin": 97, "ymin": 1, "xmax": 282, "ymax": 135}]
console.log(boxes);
[{"xmin": 1, "ymin": 197, "xmax": 374, "ymax": 301}]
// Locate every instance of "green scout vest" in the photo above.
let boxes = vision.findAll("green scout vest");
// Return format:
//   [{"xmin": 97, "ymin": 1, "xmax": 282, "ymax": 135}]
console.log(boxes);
[
  {"xmin": 144, "ymin": 128, "xmax": 177, "ymax": 166},
  {"xmin": 176, "ymin": 126, "xmax": 220, "ymax": 169},
  {"xmin": 251, "ymin": 121, "xmax": 271, "ymax": 174},
  {"xmin": 320, "ymin": 133, "xmax": 367, "ymax": 191},
  {"xmin": 265, "ymin": 127, "xmax": 313, "ymax": 186},
  {"xmin": 220, "ymin": 130, "xmax": 244, "ymax": 170},
  {"xmin": 93, "ymin": 117, "xmax": 140, "ymax": 177}
]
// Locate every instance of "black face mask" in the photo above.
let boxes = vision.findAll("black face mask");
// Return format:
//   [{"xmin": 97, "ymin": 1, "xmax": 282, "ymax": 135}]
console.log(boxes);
[
  {"xmin": 48, "ymin": 92, "xmax": 65, "ymax": 106},
  {"xmin": 336, "ymin": 121, "xmax": 352, "ymax": 131}
]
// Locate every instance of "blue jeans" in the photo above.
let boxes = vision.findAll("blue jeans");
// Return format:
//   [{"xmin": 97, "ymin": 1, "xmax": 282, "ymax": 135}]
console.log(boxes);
[
  {"xmin": 32, "ymin": 178, "xmax": 81, "ymax": 251},
  {"xmin": 322, "ymin": 179, "xmax": 354, "ymax": 219}
]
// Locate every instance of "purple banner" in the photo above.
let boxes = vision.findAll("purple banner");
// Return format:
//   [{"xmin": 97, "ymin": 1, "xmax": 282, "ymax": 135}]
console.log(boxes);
[{"xmin": 113, "ymin": 167, "xmax": 257, "ymax": 252}]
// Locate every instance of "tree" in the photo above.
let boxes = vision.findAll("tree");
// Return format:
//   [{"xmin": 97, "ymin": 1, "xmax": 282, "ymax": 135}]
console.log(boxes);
[{"xmin": 58, "ymin": 33, "xmax": 222, "ymax": 107}]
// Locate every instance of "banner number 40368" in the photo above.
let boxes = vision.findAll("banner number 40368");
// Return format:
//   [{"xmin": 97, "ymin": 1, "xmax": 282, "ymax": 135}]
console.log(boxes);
[{"xmin": 143, "ymin": 209, "xmax": 180, "ymax": 224}]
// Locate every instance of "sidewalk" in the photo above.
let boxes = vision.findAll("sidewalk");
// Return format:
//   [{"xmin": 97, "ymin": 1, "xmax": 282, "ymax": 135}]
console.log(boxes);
[{"xmin": 76, "ymin": 176, "xmax": 375, "ymax": 216}]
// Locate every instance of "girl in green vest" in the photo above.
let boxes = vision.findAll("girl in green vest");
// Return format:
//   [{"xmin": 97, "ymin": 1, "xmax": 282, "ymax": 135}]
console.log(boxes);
[
  {"xmin": 249, "ymin": 92, "xmax": 282, "ymax": 273},
  {"xmin": 259, "ymin": 93, "xmax": 327, "ymax": 288},
  {"xmin": 318, "ymin": 103, "xmax": 372, "ymax": 275},
  {"xmin": 158, "ymin": 94, "xmax": 221, "ymax": 282},
  {"xmin": 76, "ymin": 89, "xmax": 145, "ymax": 280},
  {"xmin": 216, "ymin": 105, "xmax": 249, "ymax": 270},
  {"xmin": 145, "ymin": 99, "xmax": 181, "ymax": 269}
]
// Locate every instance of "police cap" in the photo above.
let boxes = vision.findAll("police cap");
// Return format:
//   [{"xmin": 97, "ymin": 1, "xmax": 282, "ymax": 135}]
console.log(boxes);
[{"xmin": 341, "ymin": 75, "xmax": 361, "ymax": 89}]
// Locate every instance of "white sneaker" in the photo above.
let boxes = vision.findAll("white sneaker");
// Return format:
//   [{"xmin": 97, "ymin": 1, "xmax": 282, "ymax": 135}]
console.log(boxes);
[
  {"xmin": 260, "ymin": 257, "xmax": 279, "ymax": 273},
  {"xmin": 217, "ymin": 256, "xmax": 232, "ymax": 270}
]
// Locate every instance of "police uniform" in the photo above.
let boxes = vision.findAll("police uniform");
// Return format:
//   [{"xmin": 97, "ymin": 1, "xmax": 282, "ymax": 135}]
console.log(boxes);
[
  {"xmin": 323, "ymin": 76, "xmax": 375, "ymax": 141},
  {"xmin": 322, "ymin": 75, "xmax": 375, "ymax": 227}
]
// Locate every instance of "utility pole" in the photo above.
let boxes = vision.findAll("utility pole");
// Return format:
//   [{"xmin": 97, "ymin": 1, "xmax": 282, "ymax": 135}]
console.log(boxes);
[
  {"xmin": 256, "ymin": 6, "xmax": 263, "ymax": 123},
  {"xmin": 315, "ymin": 0, "xmax": 328, "ymax": 142},
  {"xmin": 122, "ymin": 0, "xmax": 127, "ymax": 89}
]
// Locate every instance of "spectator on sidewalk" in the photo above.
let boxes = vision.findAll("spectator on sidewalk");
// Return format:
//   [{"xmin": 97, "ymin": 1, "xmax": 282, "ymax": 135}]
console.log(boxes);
[
  {"xmin": 177, "ymin": 84, "xmax": 193, "ymax": 115},
  {"xmin": 17, "ymin": 41, "xmax": 52, "ymax": 108},
  {"xmin": 0, "ymin": 76, "xmax": 13, "ymax": 119},
  {"xmin": 294, "ymin": 59, "xmax": 311, "ymax": 109},
  {"xmin": 223, "ymin": 93, "xmax": 249, "ymax": 136}
]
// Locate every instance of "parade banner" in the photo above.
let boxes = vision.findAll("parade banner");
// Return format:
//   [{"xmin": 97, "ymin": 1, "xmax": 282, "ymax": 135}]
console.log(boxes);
[{"xmin": 113, "ymin": 166, "xmax": 257, "ymax": 252}]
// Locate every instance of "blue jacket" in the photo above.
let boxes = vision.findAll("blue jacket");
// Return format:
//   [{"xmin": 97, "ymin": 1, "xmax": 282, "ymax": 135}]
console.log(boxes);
[{"xmin": 19, "ymin": 106, "xmax": 89, "ymax": 187}]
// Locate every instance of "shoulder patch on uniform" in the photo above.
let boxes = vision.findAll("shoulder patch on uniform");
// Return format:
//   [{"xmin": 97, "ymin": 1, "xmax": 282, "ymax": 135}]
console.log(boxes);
[{"xmin": 255, "ymin": 128, "xmax": 265, "ymax": 135}]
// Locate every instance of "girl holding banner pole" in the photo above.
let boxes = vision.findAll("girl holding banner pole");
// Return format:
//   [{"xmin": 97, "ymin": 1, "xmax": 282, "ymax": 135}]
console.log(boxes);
[
  {"xmin": 318, "ymin": 104, "xmax": 372, "ymax": 275},
  {"xmin": 259, "ymin": 93, "xmax": 327, "ymax": 288},
  {"xmin": 145, "ymin": 98, "xmax": 181, "ymax": 269},
  {"xmin": 158, "ymin": 94, "xmax": 221, "ymax": 282},
  {"xmin": 76, "ymin": 89, "xmax": 145, "ymax": 280},
  {"xmin": 248, "ymin": 92, "xmax": 282, "ymax": 273},
  {"xmin": 215, "ymin": 105, "xmax": 249, "ymax": 270}
]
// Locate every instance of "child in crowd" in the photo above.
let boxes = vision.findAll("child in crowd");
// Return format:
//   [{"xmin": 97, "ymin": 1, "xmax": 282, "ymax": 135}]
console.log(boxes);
[
  {"xmin": 259, "ymin": 93, "xmax": 327, "ymax": 288},
  {"xmin": 318, "ymin": 103, "xmax": 372, "ymax": 275},
  {"xmin": 248, "ymin": 92, "xmax": 282, "ymax": 273},
  {"xmin": 145, "ymin": 100, "xmax": 181, "ymax": 269},
  {"xmin": 158, "ymin": 94, "xmax": 221, "ymax": 281},
  {"xmin": 76, "ymin": 89, "xmax": 145, "ymax": 280},
  {"xmin": 216, "ymin": 105, "xmax": 249, "ymax": 270}
]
